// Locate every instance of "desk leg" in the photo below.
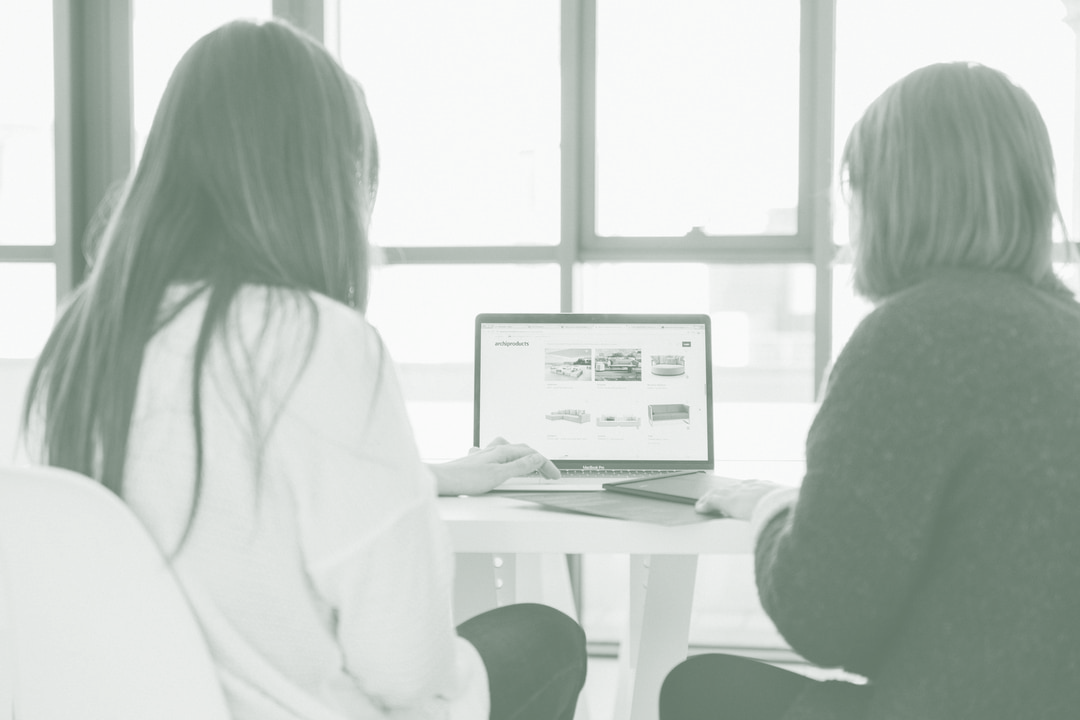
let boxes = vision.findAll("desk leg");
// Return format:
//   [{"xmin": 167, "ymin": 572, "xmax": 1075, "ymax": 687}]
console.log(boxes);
[
  {"xmin": 615, "ymin": 554, "xmax": 698, "ymax": 720},
  {"xmin": 453, "ymin": 553, "xmax": 500, "ymax": 625}
]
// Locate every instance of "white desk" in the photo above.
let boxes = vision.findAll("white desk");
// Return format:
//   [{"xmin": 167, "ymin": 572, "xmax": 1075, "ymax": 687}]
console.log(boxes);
[
  {"xmin": 440, "ymin": 462, "xmax": 802, "ymax": 720},
  {"xmin": 412, "ymin": 396, "xmax": 812, "ymax": 718}
]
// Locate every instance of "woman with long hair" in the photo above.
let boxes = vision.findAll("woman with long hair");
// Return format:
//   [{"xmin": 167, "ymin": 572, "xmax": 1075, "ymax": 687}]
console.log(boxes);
[
  {"xmin": 663, "ymin": 62, "xmax": 1080, "ymax": 719},
  {"xmin": 24, "ymin": 19, "xmax": 584, "ymax": 720}
]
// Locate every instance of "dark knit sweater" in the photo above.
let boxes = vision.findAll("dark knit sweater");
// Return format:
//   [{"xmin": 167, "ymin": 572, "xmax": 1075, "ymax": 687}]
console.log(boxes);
[{"xmin": 756, "ymin": 269, "xmax": 1080, "ymax": 719}]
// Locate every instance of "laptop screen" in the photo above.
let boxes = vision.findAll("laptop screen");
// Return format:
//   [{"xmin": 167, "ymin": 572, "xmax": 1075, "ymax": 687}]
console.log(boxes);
[{"xmin": 474, "ymin": 314, "xmax": 714, "ymax": 471}]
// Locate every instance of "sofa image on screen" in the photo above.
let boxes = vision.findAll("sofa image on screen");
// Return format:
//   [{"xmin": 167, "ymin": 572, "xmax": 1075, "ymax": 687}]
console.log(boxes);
[
  {"xmin": 648, "ymin": 403, "xmax": 690, "ymax": 425},
  {"xmin": 650, "ymin": 355, "xmax": 685, "ymax": 376},
  {"xmin": 596, "ymin": 415, "xmax": 640, "ymax": 428},
  {"xmin": 545, "ymin": 409, "xmax": 590, "ymax": 423}
]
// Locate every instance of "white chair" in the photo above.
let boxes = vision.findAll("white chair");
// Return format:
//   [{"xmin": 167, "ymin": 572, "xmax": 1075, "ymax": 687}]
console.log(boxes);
[{"xmin": 0, "ymin": 464, "xmax": 230, "ymax": 720}]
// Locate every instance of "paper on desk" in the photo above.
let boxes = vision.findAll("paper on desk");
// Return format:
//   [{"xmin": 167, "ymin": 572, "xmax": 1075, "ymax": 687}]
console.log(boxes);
[{"xmin": 496, "ymin": 491, "xmax": 720, "ymax": 526}]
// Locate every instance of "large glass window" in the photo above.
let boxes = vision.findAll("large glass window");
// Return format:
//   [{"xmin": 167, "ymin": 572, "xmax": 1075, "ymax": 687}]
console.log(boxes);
[
  {"xmin": 0, "ymin": 1, "xmax": 54, "ymax": 247},
  {"xmin": 0, "ymin": 2, "xmax": 55, "ymax": 360},
  {"xmin": 0, "ymin": 264, "xmax": 56, "ymax": 359},
  {"xmin": 339, "ymin": 0, "xmax": 561, "ymax": 247},
  {"xmin": 366, "ymin": 263, "xmax": 561, "ymax": 457},
  {"xmin": 581, "ymin": 264, "xmax": 816, "ymax": 401},
  {"xmin": 595, "ymin": 0, "xmax": 801, "ymax": 238}
]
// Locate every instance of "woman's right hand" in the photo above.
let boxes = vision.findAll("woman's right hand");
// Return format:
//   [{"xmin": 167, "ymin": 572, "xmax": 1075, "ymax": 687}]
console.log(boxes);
[{"xmin": 429, "ymin": 437, "xmax": 560, "ymax": 496}]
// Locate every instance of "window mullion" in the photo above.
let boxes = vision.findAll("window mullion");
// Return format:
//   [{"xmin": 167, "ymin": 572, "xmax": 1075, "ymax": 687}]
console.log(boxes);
[
  {"xmin": 584, "ymin": 235, "xmax": 816, "ymax": 264},
  {"xmin": 54, "ymin": 0, "xmax": 134, "ymax": 297},
  {"xmin": 561, "ymin": 0, "xmax": 593, "ymax": 312},
  {"xmin": 802, "ymin": 0, "xmax": 837, "ymax": 398},
  {"xmin": 272, "ymin": 0, "xmax": 324, "ymax": 42},
  {"xmin": 0, "ymin": 247, "xmax": 56, "ymax": 262},
  {"xmin": 375, "ymin": 246, "xmax": 560, "ymax": 265}
]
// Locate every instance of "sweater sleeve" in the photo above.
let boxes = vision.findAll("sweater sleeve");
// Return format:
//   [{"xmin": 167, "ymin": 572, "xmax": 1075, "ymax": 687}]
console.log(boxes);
[
  {"xmin": 755, "ymin": 295, "xmax": 979, "ymax": 673},
  {"xmin": 272, "ymin": 301, "xmax": 479, "ymax": 713}
]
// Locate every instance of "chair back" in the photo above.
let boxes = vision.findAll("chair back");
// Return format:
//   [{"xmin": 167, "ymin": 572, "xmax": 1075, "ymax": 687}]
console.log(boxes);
[{"xmin": 0, "ymin": 464, "xmax": 230, "ymax": 719}]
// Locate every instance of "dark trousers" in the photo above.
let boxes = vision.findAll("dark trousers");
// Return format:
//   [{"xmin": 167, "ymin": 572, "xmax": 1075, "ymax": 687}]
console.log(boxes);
[
  {"xmin": 457, "ymin": 603, "xmax": 588, "ymax": 720},
  {"xmin": 659, "ymin": 653, "xmax": 817, "ymax": 720}
]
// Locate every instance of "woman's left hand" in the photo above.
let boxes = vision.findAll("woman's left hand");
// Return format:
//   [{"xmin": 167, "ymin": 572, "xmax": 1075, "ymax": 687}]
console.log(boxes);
[
  {"xmin": 428, "ymin": 437, "xmax": 560, "ymax": 496},
  {"xmin": 694, "ymin": 478, "xmax": 787, "ymax": 521}
]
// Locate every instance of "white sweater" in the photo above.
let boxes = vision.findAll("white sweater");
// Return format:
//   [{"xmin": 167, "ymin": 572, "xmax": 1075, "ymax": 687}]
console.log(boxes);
[{"xmin": 120, "ymin": 285, "xmax": 488, "ymax": 719}]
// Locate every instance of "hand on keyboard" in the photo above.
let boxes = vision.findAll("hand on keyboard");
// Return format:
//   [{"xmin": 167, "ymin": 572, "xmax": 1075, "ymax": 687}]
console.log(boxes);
[{"xmin": 429, "ymin": 437, "xmax": 561, "ymax": 496}]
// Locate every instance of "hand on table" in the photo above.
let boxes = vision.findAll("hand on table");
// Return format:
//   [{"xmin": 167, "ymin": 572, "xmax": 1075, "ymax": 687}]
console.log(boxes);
[
  {"xmin": 694, "ymin": 477, "xmax": 787, "ymax": 521},
  {"xmin": 428, "ymin": 437, "xmax": 560, "ymax": 496}
]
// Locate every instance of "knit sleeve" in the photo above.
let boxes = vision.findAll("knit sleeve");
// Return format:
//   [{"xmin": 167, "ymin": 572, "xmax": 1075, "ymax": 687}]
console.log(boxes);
[
  {"xmin": 271, "ymin": 300, "xmax": 483, "ymax": 713},
  {"xmin": 755, "ymin": 294, "xmax": 980, "ymax": 674}
]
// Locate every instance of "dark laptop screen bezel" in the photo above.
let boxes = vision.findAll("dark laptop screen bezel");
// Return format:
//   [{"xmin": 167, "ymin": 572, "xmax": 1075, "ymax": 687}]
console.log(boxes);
[{"xmin": 473, "ymin": 313, "xmax": 714, "ymax": 471}]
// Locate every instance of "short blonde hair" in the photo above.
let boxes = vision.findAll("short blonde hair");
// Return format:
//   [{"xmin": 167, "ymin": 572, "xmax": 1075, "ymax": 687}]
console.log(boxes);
[{"xmin": 841, "ymin": 62, "xmax": 1064, "ymax": 301}]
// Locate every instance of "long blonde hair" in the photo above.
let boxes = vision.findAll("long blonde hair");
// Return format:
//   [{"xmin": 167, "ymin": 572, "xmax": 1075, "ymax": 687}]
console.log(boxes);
[
  {"xmin": 24, "ymin": 19, "xmax": 379, "ymax": 549},
  {"xmin": 841, "ymin": 62, "xmax": 1066, "ymax": 301}
]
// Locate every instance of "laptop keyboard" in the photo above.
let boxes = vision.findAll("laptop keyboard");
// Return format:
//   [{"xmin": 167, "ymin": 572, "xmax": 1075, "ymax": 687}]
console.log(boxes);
[{"xmin": 549, "ymin": 469, "xmax": 677, "ymax": 479}]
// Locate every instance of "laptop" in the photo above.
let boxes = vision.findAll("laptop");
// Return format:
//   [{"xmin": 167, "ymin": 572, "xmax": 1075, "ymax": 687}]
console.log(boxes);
[{"xmin": 474, "ymin": 313, "xmax": 714, "ymax": 491}]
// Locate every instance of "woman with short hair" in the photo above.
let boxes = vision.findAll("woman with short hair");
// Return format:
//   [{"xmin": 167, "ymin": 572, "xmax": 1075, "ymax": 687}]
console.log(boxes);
[{"xmin": 664, "ymin": 62, "xmax": 1080, "ymax": 719}]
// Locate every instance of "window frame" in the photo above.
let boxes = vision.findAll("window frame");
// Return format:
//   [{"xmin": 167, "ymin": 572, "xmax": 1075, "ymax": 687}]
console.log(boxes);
[
  {"xmin": 20, "ymin": 0, "xmax": 840, "ymax": 391},
  {"xmin": 21, "ymin": 0, "xmax": 1080, "ymax": 385},
  {"xmin": 2, "ymin": 1, "xmax": 132, "ymax": 301},
  {"xmin": 348, "ymin": 0, "xmax": 839, "ymax": 394}
]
